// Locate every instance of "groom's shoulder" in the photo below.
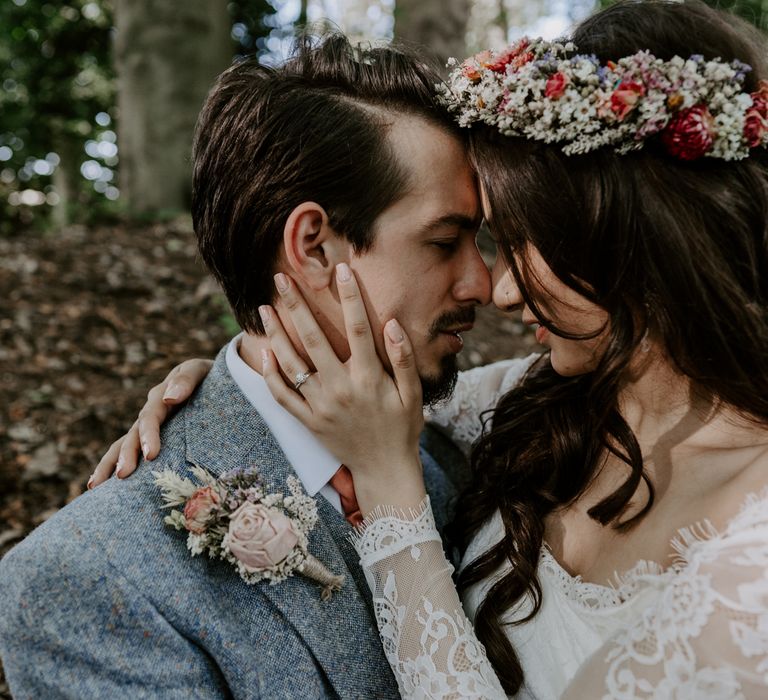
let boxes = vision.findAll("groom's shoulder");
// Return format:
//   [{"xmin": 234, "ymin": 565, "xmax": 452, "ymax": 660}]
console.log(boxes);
[
  {"xmin": 0, "ymin": 417, "xmax": 192, "ymax": 609},
  {"xmin": 0, "ymin": 346, "xmax": 249, "ymax": 615}
]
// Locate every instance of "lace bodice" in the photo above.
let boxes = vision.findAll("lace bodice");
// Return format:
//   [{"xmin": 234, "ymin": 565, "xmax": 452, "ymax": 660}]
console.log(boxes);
[
  {"xmin": 351, "ymin": 360, "xmax": 768, "ymax": 699},
  {"xmin": 424, "ymin": 355, "xmax": 538, "ymax": 450}
]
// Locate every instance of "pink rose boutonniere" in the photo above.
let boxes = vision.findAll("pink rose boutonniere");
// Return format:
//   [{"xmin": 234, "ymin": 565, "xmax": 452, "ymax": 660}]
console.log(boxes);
[{"xmin": 154, "ymin": 466, "xmax": 344, "ymax": 600}]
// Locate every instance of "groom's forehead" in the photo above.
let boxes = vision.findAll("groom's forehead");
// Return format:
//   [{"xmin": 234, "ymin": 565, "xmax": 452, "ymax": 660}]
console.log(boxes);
[{"xmin": 364, "ymin": 118, "xmax": 480, "ymax": 242}]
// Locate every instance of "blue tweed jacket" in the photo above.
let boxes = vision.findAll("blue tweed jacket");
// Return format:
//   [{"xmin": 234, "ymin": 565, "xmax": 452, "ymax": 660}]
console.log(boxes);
[{"xmin": 0, "ymin": 349, "xmax": 461, "ymax": 699}]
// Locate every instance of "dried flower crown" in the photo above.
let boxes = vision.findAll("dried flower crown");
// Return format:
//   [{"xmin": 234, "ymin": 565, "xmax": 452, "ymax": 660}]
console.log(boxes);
[{"xmin": 437, "ymin": 37, "xmax": 768, "ymax": 161}]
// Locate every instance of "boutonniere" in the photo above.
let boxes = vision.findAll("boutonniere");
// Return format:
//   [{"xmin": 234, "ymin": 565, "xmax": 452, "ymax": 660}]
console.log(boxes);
[{"xmin": 153, "ymin": 466, "xmax": 345, "ymax": 600}]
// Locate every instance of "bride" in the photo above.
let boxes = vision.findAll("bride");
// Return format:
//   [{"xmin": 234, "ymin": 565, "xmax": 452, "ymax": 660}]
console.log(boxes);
[{"xmin": 93, "ymin": 1, "xmax": 768, "ymax": 696}]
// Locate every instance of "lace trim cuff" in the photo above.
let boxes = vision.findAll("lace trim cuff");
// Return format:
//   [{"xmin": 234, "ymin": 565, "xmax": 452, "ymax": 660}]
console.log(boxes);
[{"xmin": 349, "ymin": 496, "xmax": 441, "ymax": 567}]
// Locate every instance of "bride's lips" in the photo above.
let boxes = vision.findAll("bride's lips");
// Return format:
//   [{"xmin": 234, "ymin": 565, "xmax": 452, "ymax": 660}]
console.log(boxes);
[{"xmin": 523, "ymin": 316, "xmax": 549, "ymax": 344}]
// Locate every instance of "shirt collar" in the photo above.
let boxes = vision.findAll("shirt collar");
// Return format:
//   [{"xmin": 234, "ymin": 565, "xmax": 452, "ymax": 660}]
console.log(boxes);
[{"xmin": 225, "ymin": 334, "xmax": 341, "ymax": 497}]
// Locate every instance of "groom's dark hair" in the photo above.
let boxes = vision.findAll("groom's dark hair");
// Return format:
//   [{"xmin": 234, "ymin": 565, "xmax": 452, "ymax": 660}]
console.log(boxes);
[{"xmin": 192, "ymin": 33, "xmax": 460, "ymax": 333}]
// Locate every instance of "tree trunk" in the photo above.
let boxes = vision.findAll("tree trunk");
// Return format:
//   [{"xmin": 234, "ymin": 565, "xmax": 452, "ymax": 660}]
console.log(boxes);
[
  {"xmin": 114, "ymin": 0, "xmax": 233, "ymax": 217},
  {"xmin": 50, "ymin": 132, "xmax": 80, "ymax": 229},
  {"xmin": 393, "ymin": 0, "xmax": 470, "ymax": 69}
]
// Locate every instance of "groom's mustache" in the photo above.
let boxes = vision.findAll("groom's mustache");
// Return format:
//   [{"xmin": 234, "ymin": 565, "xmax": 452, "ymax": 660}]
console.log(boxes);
[{"xmin": 427, "ymin": 307, "xmax": 476, "ymax": 341}]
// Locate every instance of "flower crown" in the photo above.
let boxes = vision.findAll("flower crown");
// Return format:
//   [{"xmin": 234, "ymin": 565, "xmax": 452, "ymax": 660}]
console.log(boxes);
[{"xmin": 437, "ymin": 37, "xmax": 768, "ymax": 161}]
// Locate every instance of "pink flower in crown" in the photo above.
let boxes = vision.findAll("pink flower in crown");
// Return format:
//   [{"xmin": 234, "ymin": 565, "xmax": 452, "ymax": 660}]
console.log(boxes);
[
  {"xmin": 486, "ymin": 39, "xmax": 533, "ymax": 73},
  {"xmin": 461, "ymin": 51, "xmax": 491, "ymax": 82},
  {"xmin": 183, "ymin": 486, "xmax": 221, "ymax": 534},
  {"xmin": 610, "ymin": 80, "xmax": 646, "ymax": 121},
  {"xmin": 545, "ymin": 72, "xmax": 569, "ymax": 99},
  {"xmin": 744, "ymin": 80, "xmax": 768, "ymax": 148},
  {"xmin": 227, "ymin": 503, "xmax": 299, "ymax": 571},
  {"xmin": 661, "ymin": 104, "xmax": 715, "ymax": 160}
]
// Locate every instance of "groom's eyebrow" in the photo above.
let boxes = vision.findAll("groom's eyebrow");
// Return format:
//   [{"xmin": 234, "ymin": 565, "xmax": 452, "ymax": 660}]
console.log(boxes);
[{"xmin": 421, "ymin": 213, "xmax": 482, "ymax": 234}]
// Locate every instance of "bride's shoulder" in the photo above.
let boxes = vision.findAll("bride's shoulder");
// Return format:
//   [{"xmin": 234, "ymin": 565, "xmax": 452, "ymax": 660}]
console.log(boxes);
[
  {"xmin": 721, "ymin": 442, "xmax": 768, "ymax": 530},
  {"xmin": 683, "ymin": 479, "xmax": 768, "ymax": 569},
  {"xmin": 425, "ymin": 353, "xmax": 541, "ymax": 450}
]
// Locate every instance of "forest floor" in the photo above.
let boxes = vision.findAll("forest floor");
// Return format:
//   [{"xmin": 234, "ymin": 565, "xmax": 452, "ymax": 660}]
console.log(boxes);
[{"xmin": 0, "ymin": 220, "xmax": 539, "ymax": 697}]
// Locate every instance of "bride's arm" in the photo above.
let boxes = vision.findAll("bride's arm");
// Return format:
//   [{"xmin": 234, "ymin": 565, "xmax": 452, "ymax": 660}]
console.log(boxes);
[
  {"xmin": 262, "ymin": 265, "xmax": 507, "ymax": 699},
  {"xmin": 349, "ymin": 497, "xmax": 507, "ymax": 699}
]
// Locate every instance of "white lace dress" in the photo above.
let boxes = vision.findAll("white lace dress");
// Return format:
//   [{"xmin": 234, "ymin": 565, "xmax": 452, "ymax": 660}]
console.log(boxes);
[{"xmin": 351, "ymin": 357, "xmax": 768, "ymax": 699}]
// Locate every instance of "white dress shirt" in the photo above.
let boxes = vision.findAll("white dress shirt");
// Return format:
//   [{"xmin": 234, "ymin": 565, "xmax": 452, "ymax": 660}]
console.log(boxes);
[{"xmin": 225, "ymin": 334, "xmax": 343, "ymax": 513}]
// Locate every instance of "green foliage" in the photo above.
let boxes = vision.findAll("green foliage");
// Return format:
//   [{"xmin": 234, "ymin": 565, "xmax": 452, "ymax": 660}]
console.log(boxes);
[
  {"xmin": 598, "ymin": 0, "xmax": 768, "ymax": 30},
  {"xmin": 709, "ymin": 0, "xmax": 768, "ymax": 30},
  {"xmin": 0, "ymin": 0, "xmax": 115, "ymax": 234},
  {"xmin": 1, "ymin": 0, "xmax": 289, "ymax": 235}
]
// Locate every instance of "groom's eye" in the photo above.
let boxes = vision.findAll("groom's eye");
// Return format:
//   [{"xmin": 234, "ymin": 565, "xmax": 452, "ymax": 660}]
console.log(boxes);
[{"xmin": 431, "ymin": 239, "xmax": 459, "ymax": 252}]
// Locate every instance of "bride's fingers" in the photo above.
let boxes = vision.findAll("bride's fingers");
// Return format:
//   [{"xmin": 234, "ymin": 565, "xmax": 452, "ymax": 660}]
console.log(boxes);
[
  {"xmin": 273, "ymin": 273, "xmax": 341, "ymax": 377},
  {"xmin": 260, "ymin": 304, "xmax": 321, "ymax": 397},
  {"xmin": 89, "ymin": 436, "xmax": 125, "ymax": 488},
  {"xmin": 335, "ymin": 263, "xmax": 377, "ymax": 366},
  {"xmin": 89, "ymin": 420, "xmax": 141, "ymax": 487},
  {"xmin": 261, "ymin": 347, "xmax": 313, "ymax": 423},
  {"xmin": 162, "ymin": 359, "xmax": 213, "ymax": 403},
  {"xmin": 384, "ymin": 319, "xmax": 422, "ymax": 409}
]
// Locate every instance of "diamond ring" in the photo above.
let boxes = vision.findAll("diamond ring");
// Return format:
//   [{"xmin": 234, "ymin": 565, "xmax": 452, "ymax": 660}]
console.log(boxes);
[{"xmin": 294, "ymin": 370, "xmax": 313, "ymax": 390}]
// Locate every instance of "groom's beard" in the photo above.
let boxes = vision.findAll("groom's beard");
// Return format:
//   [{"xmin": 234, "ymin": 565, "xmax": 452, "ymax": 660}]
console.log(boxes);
[
  {"xmin": 419, "ymin": 306, "xmax": 475, "ymax": 407},
  {"xmin": 420, "ymin": 354, "xmax": 459, "ymax": 407}
]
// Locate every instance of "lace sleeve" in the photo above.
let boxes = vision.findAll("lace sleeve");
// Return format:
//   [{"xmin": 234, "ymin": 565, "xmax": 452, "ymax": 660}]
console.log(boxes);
[
  {"xmin": 351, "ymin": 497, "xmax": 507, "ymax": 699},
  {"xmin": 425, "ymin": 355, "xmax": 539, "ymax": 453},
  {"xmin": 562, "ymin": 493, "xmax": 768, "ymax": 700}
]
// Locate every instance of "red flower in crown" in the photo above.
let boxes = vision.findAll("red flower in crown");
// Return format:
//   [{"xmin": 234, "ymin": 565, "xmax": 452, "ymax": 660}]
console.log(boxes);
[
  {"xmin": 610, "ymin": 80, "xmax": 645, "ymax": 121},
  {"xmin": 545, "ymin": 72, "xmax": 569, "ymax": 99},
  {"xmin": 744, "ymin": 80, "xmax": 768, "ymax": 148},
  {"xmin": 661, "ymin": 105, "xmax": 715, "ymax": 160},
  {"xmin": 487, "ymin": 39, "xmax": 534, "ymax": 73}
]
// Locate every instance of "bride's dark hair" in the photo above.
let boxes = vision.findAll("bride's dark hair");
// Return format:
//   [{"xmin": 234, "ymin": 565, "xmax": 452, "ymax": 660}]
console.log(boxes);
[{"xmin": 452, "ymin": 0, "xmax": 768, "ymax": 693}]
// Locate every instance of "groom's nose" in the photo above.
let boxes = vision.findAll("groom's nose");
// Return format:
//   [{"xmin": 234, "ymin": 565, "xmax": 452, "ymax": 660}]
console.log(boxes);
[{"xmin": 452, "ymin": 240, "xmax": 492, "ymax": 306}]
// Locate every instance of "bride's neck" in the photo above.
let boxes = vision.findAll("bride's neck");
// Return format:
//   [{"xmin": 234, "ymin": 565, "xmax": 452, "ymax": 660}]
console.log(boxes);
[{"xmin": 617, "ymin": 347, "xmax": 757, "ymax": 455}]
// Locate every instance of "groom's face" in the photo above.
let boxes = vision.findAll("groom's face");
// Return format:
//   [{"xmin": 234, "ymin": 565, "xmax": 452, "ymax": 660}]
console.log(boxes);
[{"xmin": 343, "ymin": 117, "xmax": 491, "ymax": 403}]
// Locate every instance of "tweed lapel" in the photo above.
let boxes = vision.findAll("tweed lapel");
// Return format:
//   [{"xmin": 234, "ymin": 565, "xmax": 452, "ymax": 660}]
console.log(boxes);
[
  {"xmin": 183, "ymin": 348, "xmax": 399, "ymax": 699},
  {"xmin": 317, "ymin": 498, "xmax": 377, "ymax": 613}
]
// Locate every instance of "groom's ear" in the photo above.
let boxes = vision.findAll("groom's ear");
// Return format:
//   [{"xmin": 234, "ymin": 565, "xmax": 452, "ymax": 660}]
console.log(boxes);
[{"xmin": 282, "ymin": 202, "xmax": 349, "ymax": 292}]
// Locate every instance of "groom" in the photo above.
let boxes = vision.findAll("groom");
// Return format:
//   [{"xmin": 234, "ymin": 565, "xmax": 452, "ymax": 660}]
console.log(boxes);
[{"xmin": 0, "ymin": 34, "xmax": 490, "ymax": 698}]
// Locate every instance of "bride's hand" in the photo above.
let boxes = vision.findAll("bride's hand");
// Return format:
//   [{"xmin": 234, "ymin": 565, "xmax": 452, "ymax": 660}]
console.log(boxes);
[
  {"xmin": 88, "ymin": 358, "xmax": 213, "ymax": 488},
  {"xmin": 262, "ymin": 263, "xmax": 426, "ymax": 513}
]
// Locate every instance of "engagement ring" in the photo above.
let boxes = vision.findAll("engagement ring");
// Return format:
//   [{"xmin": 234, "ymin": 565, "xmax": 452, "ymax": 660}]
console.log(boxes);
[{"xmin": 294, "ymin": 370, "xmax": 313, "ymax": 390}]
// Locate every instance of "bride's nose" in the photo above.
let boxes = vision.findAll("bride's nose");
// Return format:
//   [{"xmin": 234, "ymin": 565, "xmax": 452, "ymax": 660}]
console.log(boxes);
[{"xmin": 491, "ymin": 259, "xmax": 522, "ymax": 311}]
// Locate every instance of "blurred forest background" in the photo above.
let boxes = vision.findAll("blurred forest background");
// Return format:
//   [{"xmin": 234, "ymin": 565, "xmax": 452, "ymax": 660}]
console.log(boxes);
[{"xmin": 1, "ymin": 0, "xmax": 766, "ymax": 694}]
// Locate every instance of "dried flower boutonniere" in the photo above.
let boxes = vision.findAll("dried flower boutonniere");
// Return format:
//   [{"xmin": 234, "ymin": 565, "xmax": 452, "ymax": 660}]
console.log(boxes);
[{"xmin": 154, "ymin": 466, "xmax": 344, "ymax": 600}]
